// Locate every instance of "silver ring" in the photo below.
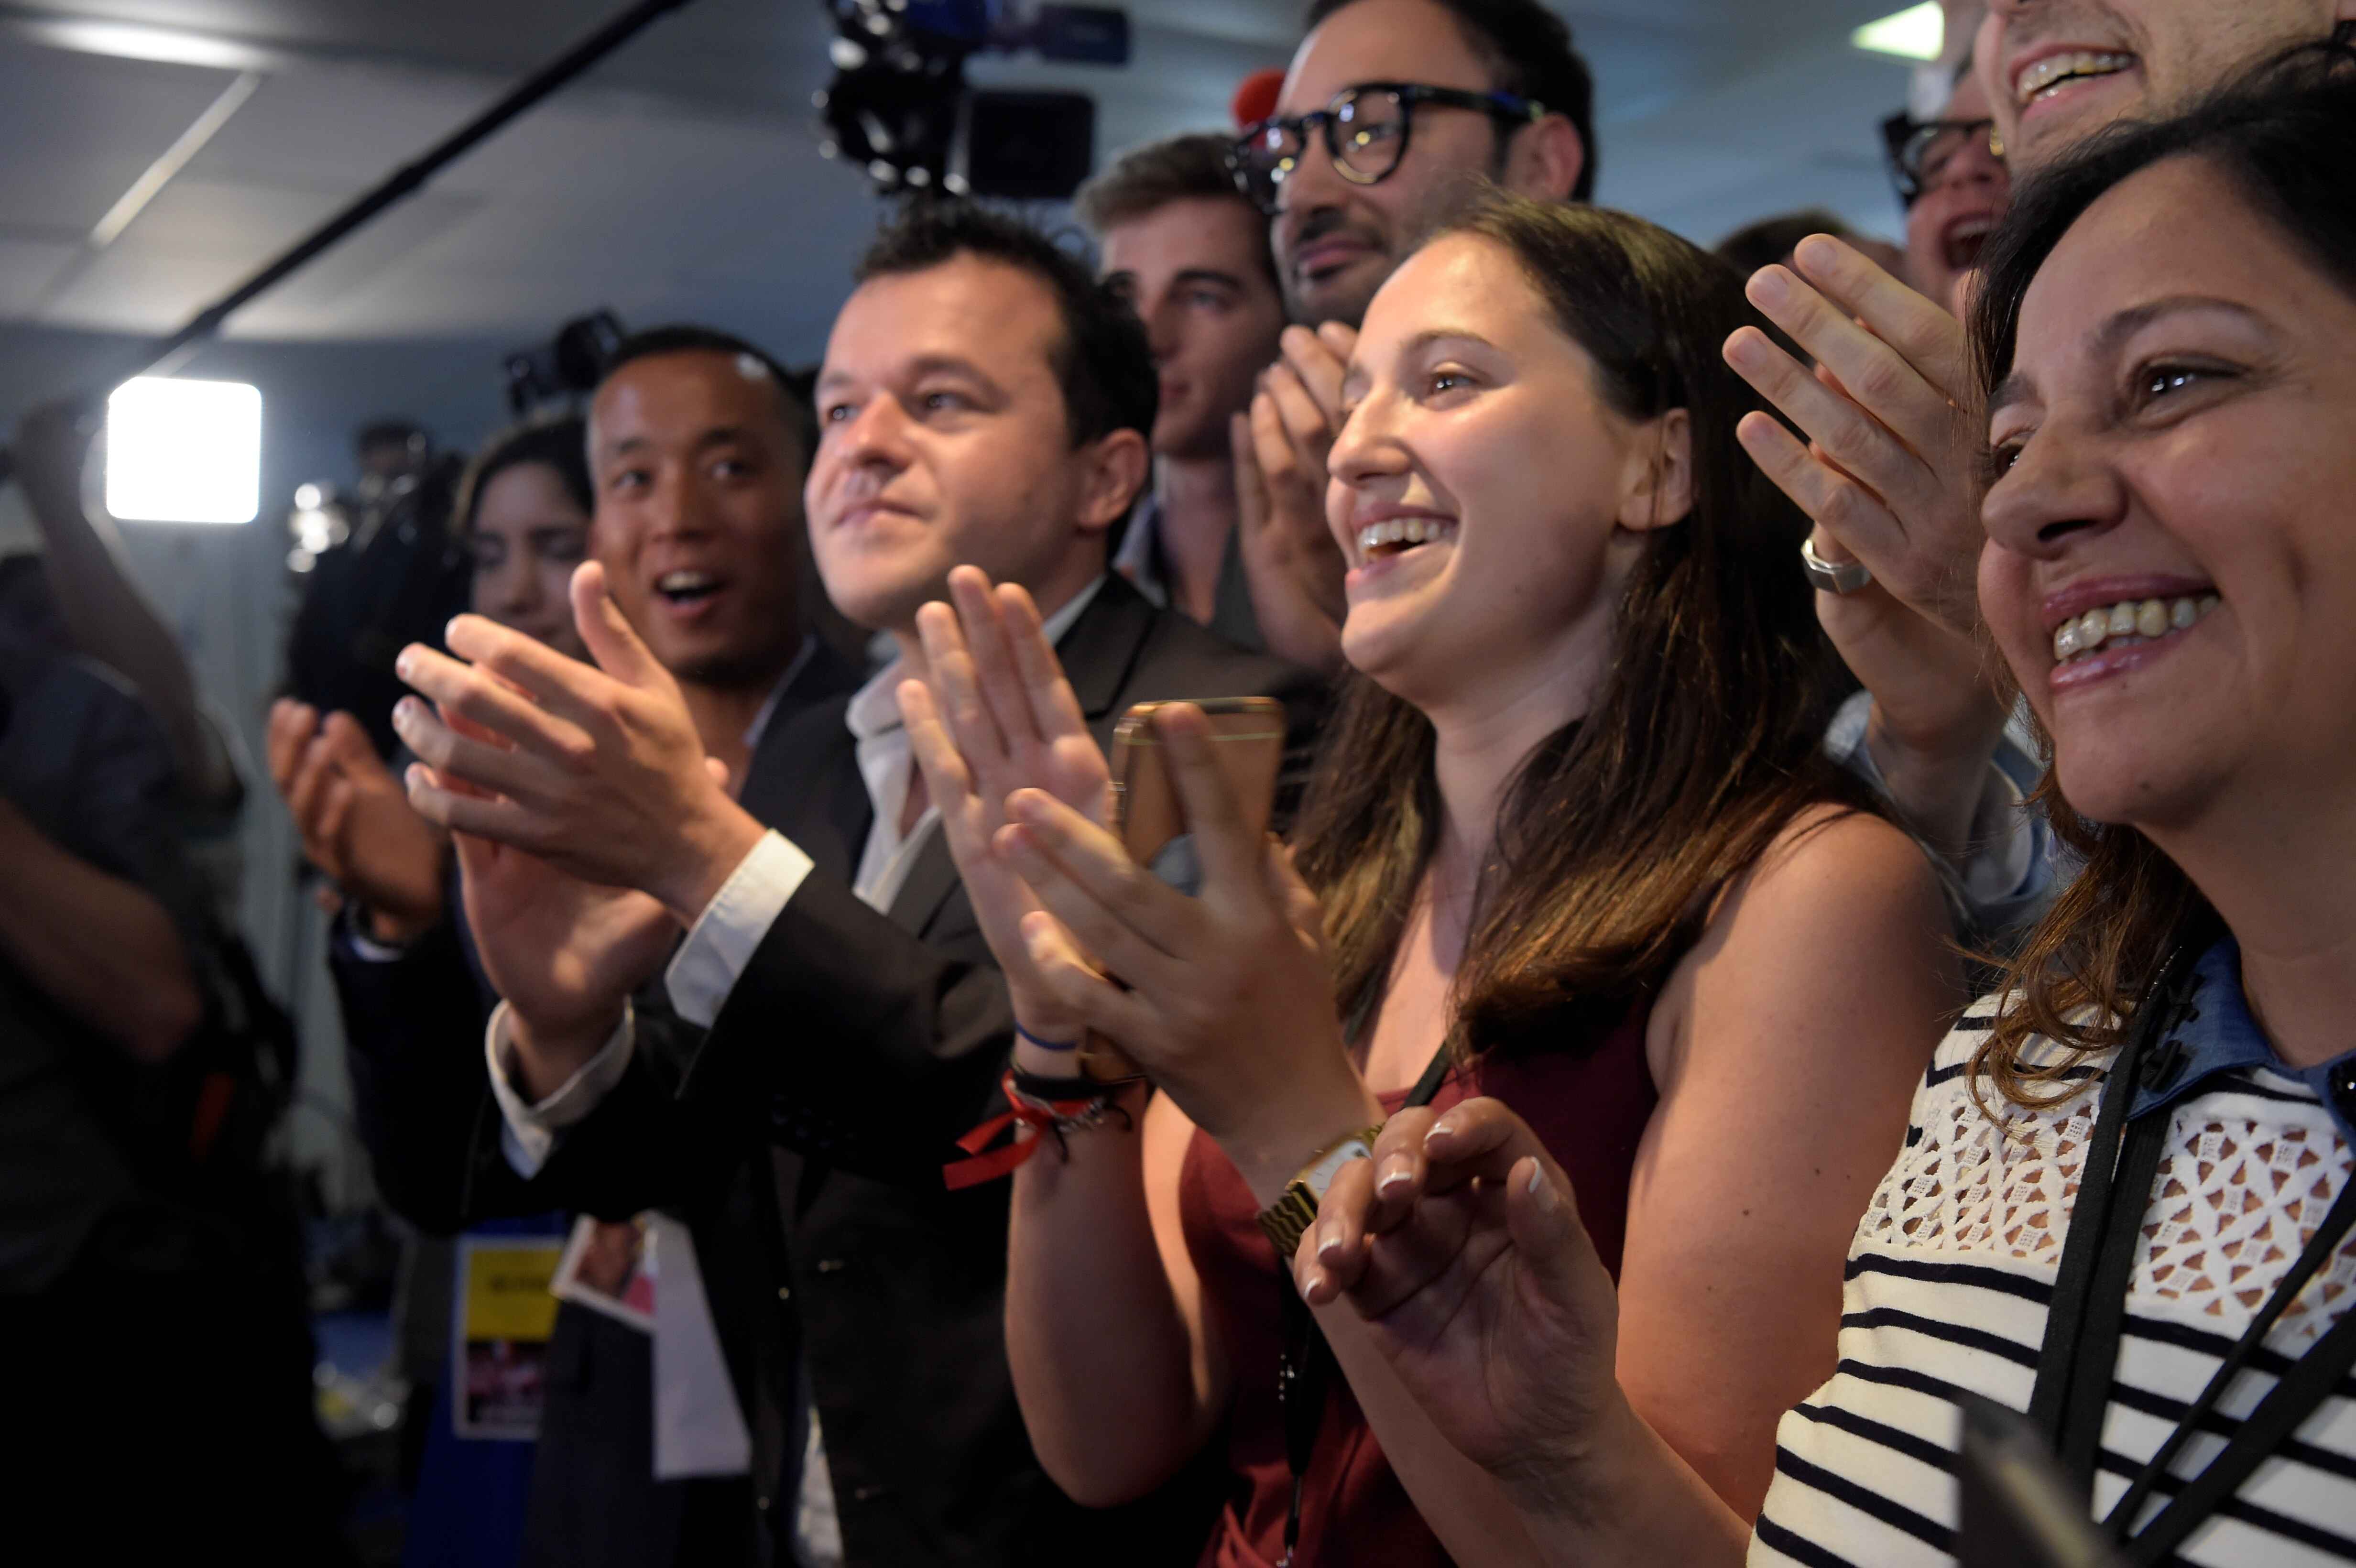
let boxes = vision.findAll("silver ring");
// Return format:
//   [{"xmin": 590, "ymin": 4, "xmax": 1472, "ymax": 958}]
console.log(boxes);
[{"xmin": 1800, "ymin": 536, "xmax": 1873, "ymax": 595}]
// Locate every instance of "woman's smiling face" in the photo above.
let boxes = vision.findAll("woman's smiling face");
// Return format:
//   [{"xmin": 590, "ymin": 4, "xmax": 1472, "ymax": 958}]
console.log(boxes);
[
  {"xmin": 1979, "ymin": 152, "xmax": 2356, "ymax": 835},
  {"xmin": 1325, "ymin": 231, "xmax": 1681, "ymax": 715}
]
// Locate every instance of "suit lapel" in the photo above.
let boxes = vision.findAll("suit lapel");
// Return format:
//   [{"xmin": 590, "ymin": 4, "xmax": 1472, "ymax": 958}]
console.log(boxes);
[
  {"xmin": 883, "ymin": 827, "xmax": 960, "ymax": 935},
  {"xmin": 1054, "ymin": 573, "xmax": 1159, "ymax": 728},
  {"xmin": 740, "ymin": 695, "xmax": 872, "ymax": 885}
]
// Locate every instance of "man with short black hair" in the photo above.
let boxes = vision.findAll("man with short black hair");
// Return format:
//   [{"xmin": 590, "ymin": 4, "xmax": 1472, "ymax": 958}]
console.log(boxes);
[
  {"xmin": 321, "ymin": 323, "xmax": 853, "ymax": 1567},
  {"xmin": 1255, "ymin": 0, "xmax": 1592, "ymax": 330},
  {"xmin": 392, "ymin": 201, "xmax": 1318, "ymax": 1565}
]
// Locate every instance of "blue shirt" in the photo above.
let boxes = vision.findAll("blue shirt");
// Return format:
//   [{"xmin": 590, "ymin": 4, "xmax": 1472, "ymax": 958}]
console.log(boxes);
[{"xmin": 2129, "ymin": 936, "xmax": 2356, "ymax": 1147}]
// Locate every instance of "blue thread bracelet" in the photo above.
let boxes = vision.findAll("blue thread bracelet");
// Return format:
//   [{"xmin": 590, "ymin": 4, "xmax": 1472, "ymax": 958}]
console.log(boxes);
[{"xmin": 1014, "ymin": 1022, "xmax": 1079, "ymax": 1054}]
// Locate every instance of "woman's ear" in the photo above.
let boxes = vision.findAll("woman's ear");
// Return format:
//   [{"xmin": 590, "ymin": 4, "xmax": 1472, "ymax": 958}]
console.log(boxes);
[
  {"xmin": 1074, "ymin": 427, "xmax": 1153, "ymax": 537},
  {"xmin": 1617, "ymin": 409, "xmax": 1694, "ymax": 533}
]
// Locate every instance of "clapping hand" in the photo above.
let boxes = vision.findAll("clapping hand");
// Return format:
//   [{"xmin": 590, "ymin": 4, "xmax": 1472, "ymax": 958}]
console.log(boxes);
[
  {"xmin": 989, "ymin": 703, "xmax": 1377, "ymax": 1196},
  {"xmin": 404, "ymin": 693, "xmax": 678, "ymax": 1091},
  {"xmin": 1722, "ymin": 236, "xmax": 2011, "ymax": 843},
  {"xmin": 896, "ymin": 566, "xmax": 1115, "ymax": 1045},
  {"xmin": 1233, "ymin": 323, "xmax": 1355, "ymax": 676},
  {"xmin": 1303, "ymin": 1098, "xmax": 1630, "ymax": 1500},
  {"xmin": 267, "ymin": 698, "xmax": 446, "ymax": 943},
  {"xmin": 392, "ymin": 560, "xmax": 764, "ymax": 924}
]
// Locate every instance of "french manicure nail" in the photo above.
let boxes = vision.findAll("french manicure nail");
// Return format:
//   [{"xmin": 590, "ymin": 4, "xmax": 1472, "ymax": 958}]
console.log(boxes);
[{"xmin": 1376, "ymin": 1153, "xmax": 1414, "ymax": 1196}]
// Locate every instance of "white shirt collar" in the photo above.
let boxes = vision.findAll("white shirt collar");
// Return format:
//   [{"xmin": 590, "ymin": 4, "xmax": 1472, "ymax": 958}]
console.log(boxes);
[
  {"xmin": 845, "ymin": 572, "xmax": 1111, "ymax": 744},
  {"xmin": 1110, "ymin": 494, "xmax": 1168, "ymax": 608}
]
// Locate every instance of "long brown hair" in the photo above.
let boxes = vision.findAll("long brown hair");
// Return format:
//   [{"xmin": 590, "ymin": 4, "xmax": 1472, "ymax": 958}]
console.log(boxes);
[
  {"xmin": 1966, "ymin": 44, "xmax": 2356, "ymax": 1104},
  {"xmin": 1289, "ymin": 194, "xmax": 1874, "ymax": 1060}
]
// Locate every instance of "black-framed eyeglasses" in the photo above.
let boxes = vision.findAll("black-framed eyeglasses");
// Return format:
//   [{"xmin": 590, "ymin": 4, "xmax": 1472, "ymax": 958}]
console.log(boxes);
[
  {"xmin": 1226, "ymin": 81, "xmax": 1549, "ymax": 216},
  {"xmin": 1878, "ymin": 110, "xmax": 2004, "ymax": 207}
]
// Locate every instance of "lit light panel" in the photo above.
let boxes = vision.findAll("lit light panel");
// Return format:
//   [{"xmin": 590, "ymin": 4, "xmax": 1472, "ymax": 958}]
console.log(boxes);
[
  {"xmin": 1853, "ymin": 3, "xmax": 1946, "ymax": 63},
  {"xmin": 105, "ymin": 377, "xmax": 262, "ymax": 524}
]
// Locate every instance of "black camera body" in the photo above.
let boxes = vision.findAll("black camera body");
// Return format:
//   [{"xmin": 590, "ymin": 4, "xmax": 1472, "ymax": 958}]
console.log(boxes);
[{"xmin": 817, "ymin": 0, "xmax": 1128, "ymax": 199}]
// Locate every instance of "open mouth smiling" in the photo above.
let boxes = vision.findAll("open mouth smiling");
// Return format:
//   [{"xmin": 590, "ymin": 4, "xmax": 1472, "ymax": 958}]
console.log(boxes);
[{"xmin": 2013, "ymin": 49, "xmax": 2138, "ymax": 112}]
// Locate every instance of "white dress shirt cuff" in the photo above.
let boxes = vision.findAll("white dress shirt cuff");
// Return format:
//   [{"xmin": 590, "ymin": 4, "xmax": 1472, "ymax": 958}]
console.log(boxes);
[
  {"xmin": 485, "ymin": 999, "xmax": 636, "ymax": 1178},
  {"xmin": 664, "ymin": 829, "xmax": 815, "ymax": 1029}
]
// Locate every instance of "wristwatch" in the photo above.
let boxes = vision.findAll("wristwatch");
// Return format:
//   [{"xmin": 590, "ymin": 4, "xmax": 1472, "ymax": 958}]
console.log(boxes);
[{"xmin": 1256, "ymin": 1124, "xmax": 1385, "ymax": 1259}]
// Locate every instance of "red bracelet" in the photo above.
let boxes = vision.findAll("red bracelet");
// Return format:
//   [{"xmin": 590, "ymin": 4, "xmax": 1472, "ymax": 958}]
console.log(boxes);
[{"xmin": 942, "ymin": 1069, "xmax": 1131, "ymax": 1190}]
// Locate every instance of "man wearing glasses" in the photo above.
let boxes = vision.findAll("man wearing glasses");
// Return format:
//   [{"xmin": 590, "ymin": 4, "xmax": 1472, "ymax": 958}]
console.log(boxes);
[
  {"xmin": 1882, "ymin": 67, "xmax": 2010, "ymax": 320},
  {"xmin": 1239, "ymin": 0, "xmax": 1591, "ymax": 332}
]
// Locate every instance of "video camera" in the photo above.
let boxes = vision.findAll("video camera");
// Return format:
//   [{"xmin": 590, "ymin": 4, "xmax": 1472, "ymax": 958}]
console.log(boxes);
[
  {"xmin": 502, "ymin": 309, "xmax": 628, "ymax": 417},
  {"xmin": 817, "ymin": 0, "xmax": 1130, "ymax": 199}
]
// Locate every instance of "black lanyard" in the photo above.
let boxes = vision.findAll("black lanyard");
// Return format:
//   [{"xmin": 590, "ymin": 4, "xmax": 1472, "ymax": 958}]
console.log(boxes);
[
  {"xmin": 1275, "ymin": 1044, "xmax": 1453, "ymax": 1567},
  {"xmin": 2028, "ymin": 958, "xmax": 2356, "ymax": 1563}
]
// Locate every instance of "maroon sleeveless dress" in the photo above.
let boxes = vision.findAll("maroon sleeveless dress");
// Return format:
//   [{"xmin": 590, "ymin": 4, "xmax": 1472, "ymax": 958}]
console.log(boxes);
[{"xmin": 1176, "ymin": 1005, "xmax": 1660, "ymax": 1568}]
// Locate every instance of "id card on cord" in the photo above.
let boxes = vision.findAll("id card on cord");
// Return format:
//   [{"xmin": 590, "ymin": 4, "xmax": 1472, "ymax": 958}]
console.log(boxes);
[{"xmin": 450, "ymin": 1234, "xmax": 564, "ymax": 1439}]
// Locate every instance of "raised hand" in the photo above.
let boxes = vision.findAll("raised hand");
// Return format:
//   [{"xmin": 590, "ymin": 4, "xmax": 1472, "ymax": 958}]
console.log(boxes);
[
  {"xmin": 1303, "ymin": 1099, "xmax": 1628, "ymax": 1498},
  {"xmin": 1722, "ymin": 235, "xmax": 2012, "ymax": 846},
  {"xmin": 1233, "ymin": 323, "xmax": 1354, "ymax": 676},
  {"xmin": 991, "ymin": 703, "xmax": 1377, "ymax": 1196},
  {"xmin": 267, "ymin": 698, "xmax": 446, "ymax": 944},
  {"xmin": 447, "ymin": 822, "xmax": 676, "ymax": 1097},
  {"xmin": 393, "ymin": 560, "xmax": 764, "ymax": 924},
  {"xmin": 897, "ymin": 566, "xmax": 1113, "ymax": 1042}
]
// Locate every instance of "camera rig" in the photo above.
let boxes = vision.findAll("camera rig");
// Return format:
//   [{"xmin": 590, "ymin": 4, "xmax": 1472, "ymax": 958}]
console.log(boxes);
[{"xmin": 816, "ymin": 0, "xmax": 1130, "ymax": 199}]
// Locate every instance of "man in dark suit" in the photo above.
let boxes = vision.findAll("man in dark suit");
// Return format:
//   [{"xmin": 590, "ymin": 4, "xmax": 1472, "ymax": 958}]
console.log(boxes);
[
  {"xmin": 314, "ymin": 328, "xmax": 856, "ymax": 1566},
  {"xmin": 392, "ymin": 202, "xmax": 1323, "ymax": 1565}
]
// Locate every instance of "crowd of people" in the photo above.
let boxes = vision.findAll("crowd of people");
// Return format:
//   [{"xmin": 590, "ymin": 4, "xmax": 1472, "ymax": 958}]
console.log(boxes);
[{"xmin": 10, "ymin": 0, "xmax": 2356, "ymax": 1562}]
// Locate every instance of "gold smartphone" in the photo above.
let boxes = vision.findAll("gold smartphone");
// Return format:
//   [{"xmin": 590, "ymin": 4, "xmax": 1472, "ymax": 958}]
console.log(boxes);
[{"xmin": 1075, "ymin": 697, "xmax": 1287, "ymax": 1082}]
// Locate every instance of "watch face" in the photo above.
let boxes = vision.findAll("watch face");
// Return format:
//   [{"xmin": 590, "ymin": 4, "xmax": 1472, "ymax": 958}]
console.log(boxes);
[{"xmin": 1304, "ymin": 1138, "xmax": 1376, "ymax": 1199}]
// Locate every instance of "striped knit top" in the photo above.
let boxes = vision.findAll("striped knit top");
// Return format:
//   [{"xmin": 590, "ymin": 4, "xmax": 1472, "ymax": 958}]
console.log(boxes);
[{"xmin": 1753, "ymin": 958, "xmax": 2356, "ymax": 1567}]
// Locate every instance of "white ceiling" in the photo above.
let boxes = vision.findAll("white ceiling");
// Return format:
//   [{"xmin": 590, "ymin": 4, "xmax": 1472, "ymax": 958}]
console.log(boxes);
[{"xmin": 0, "ymin": 0, "xmax": 1923, "ymax": 364}]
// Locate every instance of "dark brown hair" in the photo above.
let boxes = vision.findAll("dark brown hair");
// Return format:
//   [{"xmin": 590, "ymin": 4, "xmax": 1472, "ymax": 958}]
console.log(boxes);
[
  {"xmin": 1288, "ymin": 192, "xmax": 1871, "ymax": 1058},
  {"xmin": 1966, "ymin": 41, "xmax": 2356, "ymax": 1105},
  {"xmin": 1075, "ymin": 131, "xmax": 1278, "ymax": 287},
  {"xmin": 451, "ymin": 415, "xmax": 590, "ymax": 538}
]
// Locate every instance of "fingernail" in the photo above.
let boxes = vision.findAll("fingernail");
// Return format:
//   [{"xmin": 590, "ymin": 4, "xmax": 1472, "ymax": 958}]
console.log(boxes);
[
  {"xmin": 392, "ymin": 697, "xmax": 416, "ymax": 728},
  {"xmin": 445, "ymin": 617, "xmax": 465, "ymax": 643},
  {"xmin": 1795, "ymin": 235, "xmax": 1839, "ymax": 274},
  {"xmin": 393, "ymin": 650, "xmax": 413, "ymax": 681},
  {"xmin": 1317, "ymin": 1222, "xmax": 1343, "ymax": 1262},
  {"xmin": 1298, "ymin": 1266, "xmax": 1326, "ymax": 1299},
  {"xmin": 1527, "ymin": 1165, "xmax": 1558, "ymax": 1210},
  {"xmin": 1376, "ymin": 1153, "xmax": 1413, "ymax": 1196},
  {"xmin": 1426, "ymin": 1116, "xmax": 1457, "ymax": 1145},
  {"xmin": 1749, "ymin": 267, "xmax": 1789, "ymax": 307}
]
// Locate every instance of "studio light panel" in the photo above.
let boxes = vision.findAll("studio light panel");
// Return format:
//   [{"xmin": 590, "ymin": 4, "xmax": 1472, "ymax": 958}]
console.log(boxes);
[{"xmin": 104, "ymin": 376, "xmax": 262, "ymax": 524}]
